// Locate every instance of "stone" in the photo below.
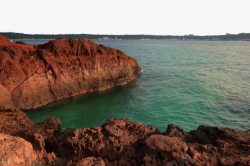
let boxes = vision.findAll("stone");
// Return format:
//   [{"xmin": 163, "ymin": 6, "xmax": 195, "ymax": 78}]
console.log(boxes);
[
  {"xmin": 0, "ymin": 36, "xmax": 141, "ymax": 110},
  {"xmin": 0, "ymin": 133, "xmax": 37, "ymax": 166}
]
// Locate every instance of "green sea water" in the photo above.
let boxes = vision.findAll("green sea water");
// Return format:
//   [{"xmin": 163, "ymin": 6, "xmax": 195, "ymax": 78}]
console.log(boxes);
[{"xmin": 26, "ymin": 40, "xmax": 250, "ymax": 131}]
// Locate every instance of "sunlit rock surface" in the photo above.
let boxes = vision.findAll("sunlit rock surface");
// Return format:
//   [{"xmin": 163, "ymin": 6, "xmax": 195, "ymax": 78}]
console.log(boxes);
[{"xmin": 0, "ymin": 36, "xmax": 140, "ymax": 110}]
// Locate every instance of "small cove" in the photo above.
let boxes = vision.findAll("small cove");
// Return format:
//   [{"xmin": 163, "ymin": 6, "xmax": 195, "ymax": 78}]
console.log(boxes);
[{"xmin": 26, "ymin": 39, "xmax": 250, "ymax": 131}]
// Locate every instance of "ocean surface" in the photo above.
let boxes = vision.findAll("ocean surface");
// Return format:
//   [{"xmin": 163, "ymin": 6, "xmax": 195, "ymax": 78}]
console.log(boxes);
[{"xmin": 25, "ymin": 39, "xmax": 250, "ymax": 131}]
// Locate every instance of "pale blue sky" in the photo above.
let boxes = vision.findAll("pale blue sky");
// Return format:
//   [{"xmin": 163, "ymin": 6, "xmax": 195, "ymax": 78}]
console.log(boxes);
[{"xmin": 1, "ymin": 0, "xmax": 250, "ymax": 35}]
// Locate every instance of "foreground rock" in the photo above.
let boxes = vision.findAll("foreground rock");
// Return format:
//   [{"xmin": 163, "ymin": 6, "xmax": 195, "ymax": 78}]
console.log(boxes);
[
  {"xmin": 0, "ymin": 36, "xmax": 140, "ymax": 110},
  {"xmin": 0, "ymin": 133, "xmax": 37, "ymax": 166},
  {"xmin": 0, "ymin": 110, "xmax": 249, "ymax": 166}
]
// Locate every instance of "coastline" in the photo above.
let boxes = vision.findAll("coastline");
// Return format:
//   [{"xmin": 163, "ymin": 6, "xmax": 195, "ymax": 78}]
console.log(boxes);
[
  {"xmin": 0, "ymin": 36, "xmax": 249, "ymax": 165},
  {"xmin": 0, "ymin": 109, "xmax": 249, "ymax": 165},
  {"xmin": 1, "ymin": 32, "xmax": 250, "ymax": 41}
]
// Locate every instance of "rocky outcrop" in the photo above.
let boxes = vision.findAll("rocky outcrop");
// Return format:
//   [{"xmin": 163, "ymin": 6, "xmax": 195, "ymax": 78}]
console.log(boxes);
[
  {"xmin": 0, "ymin": 110, "xmax": 249, "ymax": 166},
  {"xmin": 0, "ymin": 36, "xmax": 249, "ymax": 165},
  {"xmin": 0, "ymin": 36, "xmax": 140, "ymax": 110},
  {"xmin": 0, "ymin": 109, "xmax": 61, "ymax": 165},
  {"xmin": 0, "ymin": 109, "xmax": 35, "ymax": 135},
  {"xmin": 53, "ymin": 119, "xmax": 250, "ymax": 166}
]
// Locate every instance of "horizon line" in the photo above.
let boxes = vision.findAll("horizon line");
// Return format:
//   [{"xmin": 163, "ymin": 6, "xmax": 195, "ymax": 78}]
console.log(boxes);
[{"xmin": 1, "ymin": 32, "xmax": 250, "ymax": 36}]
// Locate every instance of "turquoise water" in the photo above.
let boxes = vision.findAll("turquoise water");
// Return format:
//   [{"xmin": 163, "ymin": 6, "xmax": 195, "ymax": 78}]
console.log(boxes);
[{"xmin": 27, "ymin": 40, "xmax": 250, "ymax": 131}]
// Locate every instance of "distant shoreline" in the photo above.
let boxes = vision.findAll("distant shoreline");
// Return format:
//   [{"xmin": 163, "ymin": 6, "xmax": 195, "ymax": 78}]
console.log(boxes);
[
  {"xmin": 2, "ymin": 32, "xmax": 250, "ymax": 41},
  {"xmin": 13, "ymin": 38, "xmax": 53, "ymax": 40},
  {"xmin": 14, "ymin": 38, "xmax": 250, "ymax": 41}
]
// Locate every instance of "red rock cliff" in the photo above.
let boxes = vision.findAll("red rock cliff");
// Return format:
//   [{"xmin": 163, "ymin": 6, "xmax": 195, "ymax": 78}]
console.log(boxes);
[{"xmin": 0, "ymin": 36, "xmax": 140, "ymax": 110}]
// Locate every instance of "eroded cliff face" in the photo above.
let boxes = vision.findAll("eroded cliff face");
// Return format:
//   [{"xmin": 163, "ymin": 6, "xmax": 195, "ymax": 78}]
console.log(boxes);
[
  {"xmin": 0, "ymin": 36, "xmax": 140, "ymax": 110},
  {"xmin": 0, "ymin": 110, "xmax": 249, "ymax": 166}
]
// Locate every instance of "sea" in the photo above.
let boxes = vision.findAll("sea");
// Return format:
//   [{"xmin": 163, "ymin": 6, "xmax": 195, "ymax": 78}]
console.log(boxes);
[{"xmin": 23, "ymin": 39, "xmax": 250, "ymax": 131}]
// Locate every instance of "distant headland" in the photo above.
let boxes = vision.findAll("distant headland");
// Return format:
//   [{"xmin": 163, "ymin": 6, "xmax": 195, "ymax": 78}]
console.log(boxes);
[{"xmin": 1, "ymin": 32, "xmax": 250, "ymax": 41}]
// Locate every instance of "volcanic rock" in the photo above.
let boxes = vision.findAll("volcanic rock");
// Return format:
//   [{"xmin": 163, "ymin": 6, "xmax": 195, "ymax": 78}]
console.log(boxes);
[
  {"xmin": 74, "ymin": 157, "xmax": 105, "ymax": 166},
  {"xmin": 0, "ymin": 109, "xmax": 35, "ymax": 135},
  {"xmin": 0, "ymin": 36, "xmax": 140, "ymax": 110},
  {"xmin": 0, "ymin": 36, "xmax": 249, "ymax": 166},
  {"xmin": 145, "ymin": 135, "xmax": 188, "ymax": 153},
  {"xmin": 0, "ymin": 113, "xmax": 249, "ymax": 165}
]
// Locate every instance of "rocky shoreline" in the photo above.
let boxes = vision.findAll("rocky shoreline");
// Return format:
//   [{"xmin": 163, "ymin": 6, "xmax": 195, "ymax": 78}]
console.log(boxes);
[
  {"xmin": 0, "ymin": 36, "xmax": 140, "ymax": 110},
  {"xmin": 0, "ymin": 36, "xmax": 249, "ymax": 165},
  {"xmin": 0, "ymin": 109, "xmax": 249, "ymax": 166}
]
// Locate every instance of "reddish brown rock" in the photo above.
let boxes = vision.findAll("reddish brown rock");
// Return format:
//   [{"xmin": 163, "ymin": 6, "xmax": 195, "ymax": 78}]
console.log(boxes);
[
  {"xmin": 0, "ymin": 112, "xmax": 249, "ymax": 165},
  {"xmin": 165, "ymin": 123, "xmax": 185, "ymax": 138},
  {"xmin": 0, "ymin": 133, "xmax": 37, "ymax": 166},
  {"xmin": 0, "ymin": 36, "xmax": 141, "ymax": 110},
  {"xmin": 0, "ymin": 109, "xmax": 61, "ymax": 137},
  {"xmin": 50, "ymin": 119, "xmax": 249, "ymax": 166},
  {"xmin": 54, "ymin": 118, "xmax": 157, "ymax": 165},
  {"xmin": 145, "ymin": 135, "xmax": 188, "ymax": 153},
  {"xmin": 0, "ymin": 36, "xmax": 249, "ymax": 165},
  {"xmin": 74, "ymin": 157, "xmax": 105, "ymax": 166},
  {"xmin": 0, "ymin": 109, "xmax": 35, "ymax": 135}
]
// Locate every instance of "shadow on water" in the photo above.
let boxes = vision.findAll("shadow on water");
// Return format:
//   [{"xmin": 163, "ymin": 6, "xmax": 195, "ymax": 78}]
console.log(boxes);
[{"xmin": 27, "ymin": 79, "xmax": 140, "ymax": 130}]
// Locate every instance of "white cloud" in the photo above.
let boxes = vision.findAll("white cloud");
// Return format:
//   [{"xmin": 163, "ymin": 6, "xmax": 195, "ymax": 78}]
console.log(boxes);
[{"xmin": 1, "ymin": 0, "xmax": 250, "ymax": 35}]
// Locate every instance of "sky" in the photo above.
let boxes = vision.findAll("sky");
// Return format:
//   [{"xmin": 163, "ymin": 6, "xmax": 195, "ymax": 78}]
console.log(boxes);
[{"xmin": 1, "ymin": 0, "xmax": 250, "ymax": 35}]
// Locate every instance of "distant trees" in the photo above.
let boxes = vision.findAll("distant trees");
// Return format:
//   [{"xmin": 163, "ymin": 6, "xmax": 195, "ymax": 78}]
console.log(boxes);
[{"xmin": 0, "ymin": 32, "xmax": 250, "ymax": 41}]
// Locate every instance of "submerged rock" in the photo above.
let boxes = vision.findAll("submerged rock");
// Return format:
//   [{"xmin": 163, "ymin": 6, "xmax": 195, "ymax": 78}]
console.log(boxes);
[{"xmin": 0, "ymin": 36, "xmax": 141, "ymax": 110}]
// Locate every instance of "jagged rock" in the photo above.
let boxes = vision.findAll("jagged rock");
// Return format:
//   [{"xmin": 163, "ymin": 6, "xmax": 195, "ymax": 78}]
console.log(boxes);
[
  {"xmin": 145, "ymin": 135, "xmax": 188, "ymax": 152},
  {"xmin": 0, "ymin": 36, "xmax": 141, "ymax": 110},
  {"xmin": 165, "ymin": 123, "xmax": 185, "ymax": 138},
  {"xmin": 2, "ymin": 36, "xmax": 249, "ymax": 165},
  {"xmin": 0, "ymin": 109, "xmax": 35, "ymax": 135},
  {"xmin": 74, "ymin": 157, "xmax": 105, "ymax": 166},
  {"xmin": 0, "ymin": 109, "xmax": 62, "ymax": 165},
  {"xmin": 43, "ymin": 117, "xmax": 62, "ymax": 134},
  {"xmin": 55, "ymin": 119, "xmax": 157, "ymax": 163},
  {"xmin": 52, "ymin": 119, "xmax": 250, "ymax": 165},
  {"xmin": 0, "ymin": 108, "xmax": 249, "ymax": 165}
]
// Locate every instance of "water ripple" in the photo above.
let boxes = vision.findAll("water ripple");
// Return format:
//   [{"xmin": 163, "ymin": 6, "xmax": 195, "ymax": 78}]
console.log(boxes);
[{"xmin": 27, "ymin": 40, "xmax": 250, "ymax": 131}]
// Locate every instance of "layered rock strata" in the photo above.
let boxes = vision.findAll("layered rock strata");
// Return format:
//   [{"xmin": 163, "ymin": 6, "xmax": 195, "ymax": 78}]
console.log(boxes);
[{"xmin": 0, "ymin": 36, "xmax": 140, "ymax": 110}]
